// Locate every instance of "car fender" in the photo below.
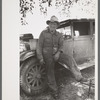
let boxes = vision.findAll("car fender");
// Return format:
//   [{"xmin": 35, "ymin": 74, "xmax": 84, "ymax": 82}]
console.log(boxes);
[{"xmin": 20, "ymin": 50, "xmax": 36, "ymax": 62}]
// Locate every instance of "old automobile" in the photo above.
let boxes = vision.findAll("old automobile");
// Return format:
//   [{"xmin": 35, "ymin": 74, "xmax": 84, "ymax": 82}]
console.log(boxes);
[{"xmin": 20, "ymin": 19, "xmax": 95, "ymax": 96}]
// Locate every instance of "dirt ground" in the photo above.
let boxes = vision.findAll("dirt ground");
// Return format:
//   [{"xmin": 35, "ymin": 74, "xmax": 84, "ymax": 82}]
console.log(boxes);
[{"xmin": 20, "ymin": 65, "xmax": 95, "ymax": 100}]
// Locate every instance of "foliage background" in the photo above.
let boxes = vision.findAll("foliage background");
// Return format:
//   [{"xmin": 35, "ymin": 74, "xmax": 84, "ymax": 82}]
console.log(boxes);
[{"xmin": 19, "ymin": 0, "xmax": 96, "ymax": 38}]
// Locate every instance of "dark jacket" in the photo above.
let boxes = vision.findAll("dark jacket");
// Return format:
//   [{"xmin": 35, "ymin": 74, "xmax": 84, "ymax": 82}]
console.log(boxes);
[{"xmin": 36, "ymin": 27, "xmax": 64, "ymax": 61}]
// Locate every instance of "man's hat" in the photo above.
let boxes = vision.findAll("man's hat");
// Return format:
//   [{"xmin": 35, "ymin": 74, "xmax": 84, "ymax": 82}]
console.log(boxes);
[{"xmin": 46, "ymin": 15, "xmax": 60, "ymax": 25}]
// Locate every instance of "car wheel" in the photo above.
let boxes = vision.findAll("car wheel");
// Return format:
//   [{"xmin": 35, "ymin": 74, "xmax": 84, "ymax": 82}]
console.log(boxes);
[{"xmin": 20, "ymin": 57, "xmax": 47, "ymax": 96}]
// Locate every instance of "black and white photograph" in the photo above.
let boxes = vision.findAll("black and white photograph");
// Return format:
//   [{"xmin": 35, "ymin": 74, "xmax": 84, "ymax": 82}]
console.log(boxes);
[
  {"xmin": 2, "ymin": 0, "xmax": 97, "ymax": 100},
  {"xmin": 19, "ymin": 0, "xmax": 97, "ymax": 100}
]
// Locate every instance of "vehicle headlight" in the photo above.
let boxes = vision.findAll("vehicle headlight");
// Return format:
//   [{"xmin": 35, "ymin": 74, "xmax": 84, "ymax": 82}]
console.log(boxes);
[{"xmin": 20, "ymin": 42, "xmax": 27, "ymax": 52}]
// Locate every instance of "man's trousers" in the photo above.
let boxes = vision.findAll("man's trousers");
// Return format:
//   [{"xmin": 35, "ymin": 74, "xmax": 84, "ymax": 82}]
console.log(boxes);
[{"xmin": 43, "ymin": 52, "xmax": 83, "ymax": 91}]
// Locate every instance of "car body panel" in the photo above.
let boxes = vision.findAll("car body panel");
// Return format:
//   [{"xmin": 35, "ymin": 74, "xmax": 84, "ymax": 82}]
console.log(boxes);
[
  {"xmin": 58, "ymin": 19, "xmax": 95, "ymax": 64},
  {"xmin": 20, "ymin": 50, "xmax": 36, "ymax": 62}
]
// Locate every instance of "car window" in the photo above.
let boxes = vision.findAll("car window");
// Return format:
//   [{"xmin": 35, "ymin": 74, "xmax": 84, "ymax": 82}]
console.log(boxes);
[
  {"xmin": 57, "ymin": 26, "xmax": 72, "ymax": 39},
  {"xmin": 57, "ymin": 26, "xmax": 71, "ymax": 35},
  {"xmin": 73, "ymin": 22, "xmax": 90, "ymax": 36},
  {"xmin": 93, "ymin": 22, "xmax": 95, "ymax": 35}
]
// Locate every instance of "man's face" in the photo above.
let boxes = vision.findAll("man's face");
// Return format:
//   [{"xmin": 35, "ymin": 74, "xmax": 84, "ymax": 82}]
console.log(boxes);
[{"xmin": 48, "ymin": 22, "xmax": 58, "ymax": 32}]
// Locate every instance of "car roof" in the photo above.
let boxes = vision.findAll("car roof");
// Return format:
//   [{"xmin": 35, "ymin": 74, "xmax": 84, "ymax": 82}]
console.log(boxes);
[{"xmin": 58, "ymin": 18, "xmax": 95, "ymax": 29}]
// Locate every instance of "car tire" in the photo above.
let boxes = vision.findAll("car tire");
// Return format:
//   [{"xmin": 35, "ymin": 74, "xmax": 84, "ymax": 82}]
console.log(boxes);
[{"xmin": 20, "ymin": 57, "xmax": 47, "ymax": 96}]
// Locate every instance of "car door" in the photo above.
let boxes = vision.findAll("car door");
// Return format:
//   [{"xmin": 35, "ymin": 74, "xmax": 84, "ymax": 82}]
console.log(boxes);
[
  {"xmin": 57, "ymin": 25, "xmax": 74, "ymax": 56},
  {"xmin": 72, "ymin": 20, "xmax": 95, "ymax": 64}
]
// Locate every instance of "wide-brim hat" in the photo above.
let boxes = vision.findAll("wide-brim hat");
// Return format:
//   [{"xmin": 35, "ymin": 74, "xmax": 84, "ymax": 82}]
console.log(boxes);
[{"xmin": 46, "ymin": 15, "xmax": 60, "ymax": 26}]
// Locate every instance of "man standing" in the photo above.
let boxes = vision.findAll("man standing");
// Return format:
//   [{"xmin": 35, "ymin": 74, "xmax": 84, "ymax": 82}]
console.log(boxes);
[{"xmin": 36, "ymin": 16, "xmax": 87, "ymax": 98}]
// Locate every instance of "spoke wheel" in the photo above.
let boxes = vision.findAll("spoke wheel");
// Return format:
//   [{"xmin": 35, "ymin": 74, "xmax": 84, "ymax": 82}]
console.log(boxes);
[{"xmin": 20, "ymin": 57, "xmax": 47, "ymax": 96}]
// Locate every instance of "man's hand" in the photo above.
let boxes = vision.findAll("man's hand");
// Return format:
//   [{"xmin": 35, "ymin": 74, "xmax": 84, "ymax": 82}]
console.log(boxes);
[
  {"xmin": 40, "ymin": 59, "xmax": 45, "ymax": 65},
  {"xmin": 54, "ymin": 51, "xmax": 60, "ymax": 61}
]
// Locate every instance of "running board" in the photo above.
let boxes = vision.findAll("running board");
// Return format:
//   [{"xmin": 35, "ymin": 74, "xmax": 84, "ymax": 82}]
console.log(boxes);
[{"xmin": 58, "ymin": 60, "xmax": 95, "ymax": 70}]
